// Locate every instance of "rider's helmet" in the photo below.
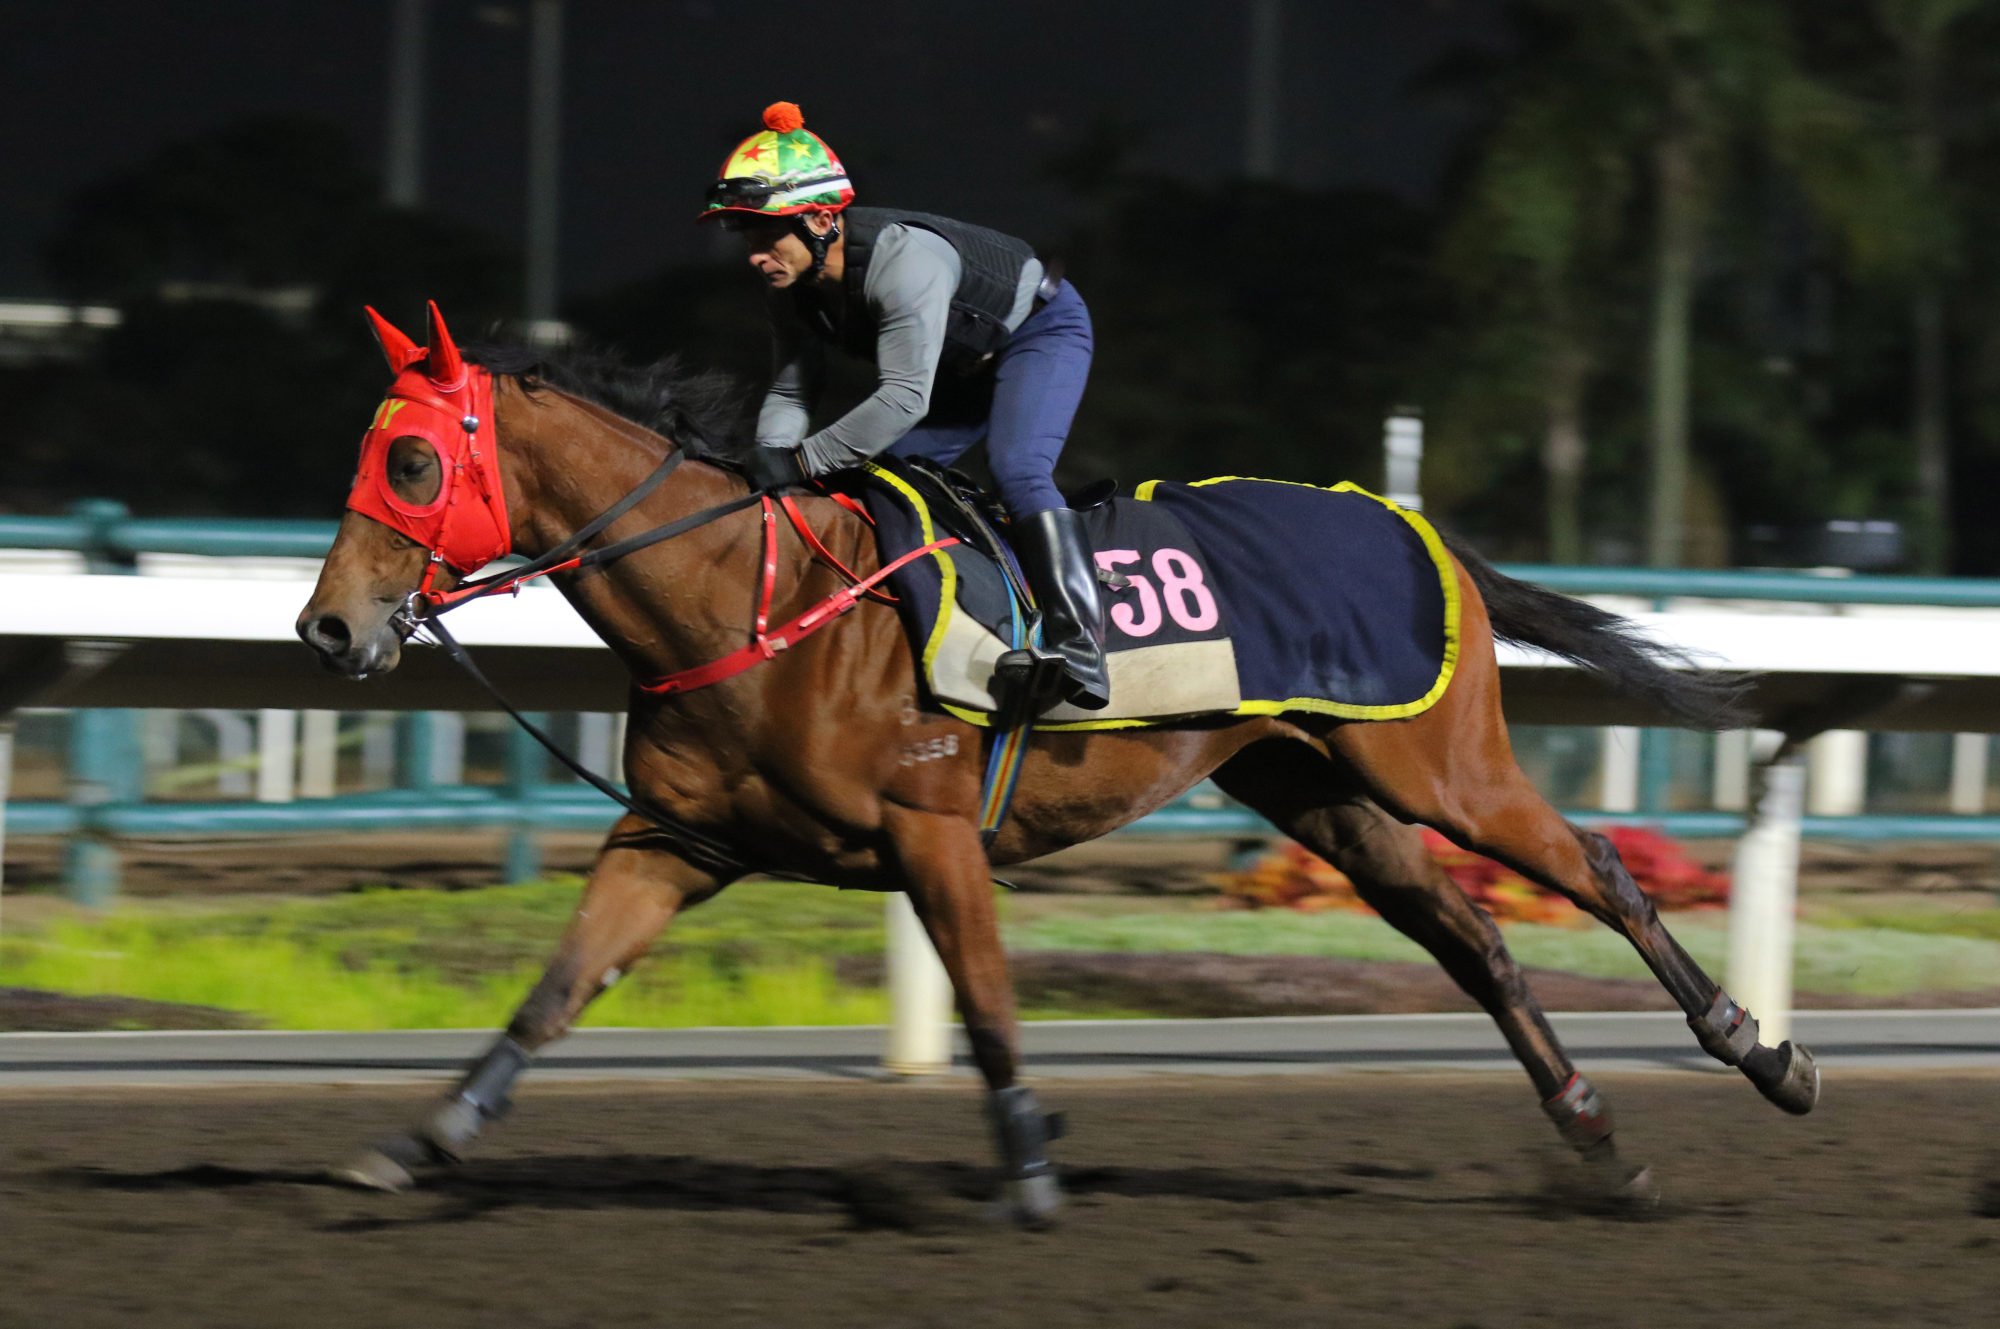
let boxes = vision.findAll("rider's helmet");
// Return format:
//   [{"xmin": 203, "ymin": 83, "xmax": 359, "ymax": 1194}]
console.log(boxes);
[
  {"xmin": 700, "ymin": 103, "xmax": 853, "ymax": 273},
  {"xmin": 701, "ymin": 102, "xmax": 853, "ymax": 221}
]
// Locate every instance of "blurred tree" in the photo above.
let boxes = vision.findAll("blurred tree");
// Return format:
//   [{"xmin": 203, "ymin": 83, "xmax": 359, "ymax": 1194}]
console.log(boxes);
[
  {"xmin": 1424, "ymin": 3, "xmax": 1649, "ymax": 561},
  {"xmin": 1796, "ymin": 0, "xmax": 1990, "ymax": 569},
  {"xmin": 1885, "ymin": 1, "xmax": 1974, "ymax": 571},
  {"xmin": 1921, "ymin": 3, "xmax": 2000, "ymax": 573},
  {"xmin": 9, "ymin": 115, "xmax": 516, "ymax": 516},
  {"xmin": 1425, "ymin": 0, "xmax": 1953, "ymax": 567}
]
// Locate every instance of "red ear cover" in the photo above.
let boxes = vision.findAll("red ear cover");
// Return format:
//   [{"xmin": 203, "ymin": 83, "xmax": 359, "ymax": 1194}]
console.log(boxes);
[
  {"xmin": 364, "ymin": 306, "xmax": 424, "ymax": 373},
  {"xmin": 425, "ymin": 299, "xmax": 465, "ymax": 389}
]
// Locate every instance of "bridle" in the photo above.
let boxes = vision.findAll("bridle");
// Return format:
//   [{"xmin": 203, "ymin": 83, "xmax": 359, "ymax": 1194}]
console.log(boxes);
[{"xmin": 346, "ymin": 303, "xmax": 957, "ymax": 876}]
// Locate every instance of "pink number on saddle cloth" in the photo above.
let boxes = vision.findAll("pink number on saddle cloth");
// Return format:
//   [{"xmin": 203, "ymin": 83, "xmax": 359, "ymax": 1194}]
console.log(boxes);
[{"xmin": 1095, "ymin": 547, "xmax": 1218, "ymax": 638}]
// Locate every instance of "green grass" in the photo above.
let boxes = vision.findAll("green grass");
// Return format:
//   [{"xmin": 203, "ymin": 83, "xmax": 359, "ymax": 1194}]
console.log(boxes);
[
  {"xmin": 1810, "ymin": 904, "xmax": 2000, "ymax": 945},
  {"xmin": 0, "ymin": 878, "xmax": 892, "ymax": 1030},
  {"xmin": 1001, "ymin": 904, "xmax": 2000, "ymax": 998},
  {"xmin": 7, "ymin": 879, "xmax": 1997, "ymax": 1030}
]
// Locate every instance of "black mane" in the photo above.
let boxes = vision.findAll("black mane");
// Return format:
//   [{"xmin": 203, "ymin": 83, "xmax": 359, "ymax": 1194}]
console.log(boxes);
[{"xmin": 466, "ymin": 341, "xmax": 756, "ymax": 462}]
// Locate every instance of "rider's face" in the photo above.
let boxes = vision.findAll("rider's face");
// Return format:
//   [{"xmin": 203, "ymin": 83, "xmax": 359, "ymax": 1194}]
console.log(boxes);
[{"xmin": 739, "ymin": 222, "xmax": 812, "ymax": 288}]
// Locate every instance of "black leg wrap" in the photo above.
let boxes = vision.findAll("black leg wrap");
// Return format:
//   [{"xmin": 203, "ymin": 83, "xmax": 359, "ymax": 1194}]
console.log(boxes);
[
  {"xmin": 330, "ymin": 1038, "xmax": 532, "ymax": 1192},
  {"xmin": 421, "ymin": 1035, "xmax": 532, "ymax": 1161},
  {"xmin": 1541, "ymin": 1073, "xmax": 1659, "ymax": 1207},
  {"xmin": 1688, "ymin": 990, "xmax": 1760, "ymax": 1066},
  {"xmin": 987, "ymin": 1085, "xmax": 1059, "ymax": 1179},
  {"xmin": 1541, "ymin": 1073, "xmax": 1614, "ymax": 1153},
  {"xmin": 987, "ymin": 1086, "xmax": 1066, "ymax": 1225}
]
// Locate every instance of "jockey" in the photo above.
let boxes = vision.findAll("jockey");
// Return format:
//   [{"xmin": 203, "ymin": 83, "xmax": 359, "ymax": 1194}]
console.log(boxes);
[{"xmin": 700, "ymin": 102, "xmax": 1109, "ymax": 712}]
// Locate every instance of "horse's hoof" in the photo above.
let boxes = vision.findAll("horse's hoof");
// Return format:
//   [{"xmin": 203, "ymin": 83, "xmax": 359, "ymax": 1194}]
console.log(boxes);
[
  {"xmin": 1758, "ymin": 1041, "xmax": 1820, "ymax": 1116},
  {"xmin": 1007, "ymin": 1173, "xmax": 1063, "ymax": 1229},
  {"xmin": 1574, "ymin": 1155, "xmax": 1659, "ymax": 1214},
  {"xmin": 1615, "ymin": 1165, "xmax": 1661, "ymax": 1210},
  {"xmin": 330, "ymin": 1146, "xmax": 416, "ymax": 1193}
]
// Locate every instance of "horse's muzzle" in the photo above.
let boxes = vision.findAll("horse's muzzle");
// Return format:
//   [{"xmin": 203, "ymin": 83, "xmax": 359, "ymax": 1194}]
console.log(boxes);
[{"xmin": 297, "ymin": 610, "xmax": 400, "ymax": 679}]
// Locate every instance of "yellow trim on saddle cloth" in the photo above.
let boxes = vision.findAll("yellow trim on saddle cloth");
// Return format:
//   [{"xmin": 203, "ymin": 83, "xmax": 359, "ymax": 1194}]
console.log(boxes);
[
  {"xmin": 863, "ymin": 460, "xmax": 960, "ymax": 690},
  {"xmin": 1133, "ymin": 476, "xmax": 1462, "ymax": 722}
]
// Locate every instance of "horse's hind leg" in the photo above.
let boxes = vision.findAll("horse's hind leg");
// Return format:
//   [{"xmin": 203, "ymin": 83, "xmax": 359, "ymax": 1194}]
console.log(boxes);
[
  {"xmin": 1568, "ymin": 821, "xmax": 1819, "ymax": 1111},
  {"xmin": 1358, "ymin": 733, "xmax": 1819, "ymax": 1118},
  {"xmin": 1214, "ymin": 751, "xmax": 1655, "ymax": 1202},
  {"xmin": 886, "ymin": 805, "xmax": 1064, "ymax": 1227},
  {"xmin": 334, "ymin": 816, "xmax": 733, "ymax": 1191}
]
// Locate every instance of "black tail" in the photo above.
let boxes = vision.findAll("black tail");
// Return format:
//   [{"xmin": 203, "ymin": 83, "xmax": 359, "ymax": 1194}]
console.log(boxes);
[{"xmin": 1442, "ymin": 533, "xmax": 1754, "ymax": 731}]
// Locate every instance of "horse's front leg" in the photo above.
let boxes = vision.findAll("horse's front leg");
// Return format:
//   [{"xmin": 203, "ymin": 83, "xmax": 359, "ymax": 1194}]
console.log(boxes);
[
  {"xmin": 335, "ymin": 816, "xmax": 732, "ymax": 1191},
  {"xmin": 889, "ymin": 807, "xmax": 1065, "ymax": 1226}
]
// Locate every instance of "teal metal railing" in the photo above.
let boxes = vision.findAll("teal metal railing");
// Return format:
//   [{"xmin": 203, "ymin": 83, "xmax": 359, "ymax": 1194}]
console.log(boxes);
[{"xmin": 0, "ymin": 503, "xmax": 339, "ymax": 561}]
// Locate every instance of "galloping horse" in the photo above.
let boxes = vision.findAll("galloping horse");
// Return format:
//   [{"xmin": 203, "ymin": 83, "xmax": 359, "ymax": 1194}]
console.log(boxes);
[{"xmin": 298, "ymin": 305, "xmax": 1817, "ymax": 1223}]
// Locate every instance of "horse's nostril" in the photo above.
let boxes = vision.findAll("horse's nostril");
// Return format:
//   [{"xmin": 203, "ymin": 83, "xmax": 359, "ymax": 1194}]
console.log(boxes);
[{"xmin": 302, "ymin": 614, "xmax": 353, "ymax": 654}]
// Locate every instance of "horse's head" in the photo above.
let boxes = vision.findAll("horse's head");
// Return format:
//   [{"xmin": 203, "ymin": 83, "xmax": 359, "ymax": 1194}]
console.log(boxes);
[{"xmin": 296, "ymin": 302, "xmax": 512, "ymax": 678}]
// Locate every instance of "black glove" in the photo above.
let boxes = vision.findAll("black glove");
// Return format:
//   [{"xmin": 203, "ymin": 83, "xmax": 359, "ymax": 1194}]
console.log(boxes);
[{"xmin": 741, "ymin": 445, "xmax": 807, "ymax": 492}]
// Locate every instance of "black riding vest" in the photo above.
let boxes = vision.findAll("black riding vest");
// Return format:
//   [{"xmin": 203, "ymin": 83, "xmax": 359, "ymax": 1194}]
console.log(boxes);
[{"xmin": 795, "ymin": 207, "xmax": 1037, "ymax": 373}]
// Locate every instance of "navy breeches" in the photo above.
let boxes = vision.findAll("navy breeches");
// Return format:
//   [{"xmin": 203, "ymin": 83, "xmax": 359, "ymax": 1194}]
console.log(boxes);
[{"xmin": 887, "ymin": 280, "xmax": 1093, "ymax": 518}]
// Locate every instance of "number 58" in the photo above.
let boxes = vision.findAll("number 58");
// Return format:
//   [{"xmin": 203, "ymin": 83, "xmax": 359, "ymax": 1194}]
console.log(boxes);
[{"xmin": 1093, "ymin": 548, "xmax": 1218, "ymax": 637}]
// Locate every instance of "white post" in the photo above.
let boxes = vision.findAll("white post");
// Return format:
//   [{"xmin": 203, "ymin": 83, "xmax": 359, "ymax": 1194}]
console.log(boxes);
[
  {"xmin": 1383, "ymin": 409, "xmax": 1424, "ymax": 510},
  {"xmin": 1711, "ymin": 728, "xmax": 1753, "ymax": 812},
  {"xmin": 883, "ymin": 893, "xmax": 954, "ymax": 1075},
  {"xmin": 432, "ymin": 712, "xmax": 466, "ymax": 784},
  {"xmin": 361, "ymin": 712, "xmax": 397, "ymax": 787},
  {"xmin": 299, "ymin": 710, "xmax": 340, "ymax": 799},
  {"xmin": 255, "ymin": 709, "xmax": 297, "ymax": 804},
  {"xmin": 1949, "ymin": 733, "xmax": 1989, "ymax": 816},
  {"xmin": 141, "ymin": 710, "xmax": 179, "ymax": 787},
  {"xmin": 1806, "ymin": 729, "xmax": 1868, "ymax": 817},
  {"xmin": 202, "ymin": 710, "xmax": 254, "ymax": 797},
  {"xmin": 611, "ymin": 712, "xmax": 628, "ymax": 783},
  {"xmin": 1599, "ymin": 726, "xmax": 1641, "ymax": 813},
  {"xmin": 1728, "ymin": 755, "xmax": 1803, "ymax": 1047},
  {"xmin": 576, "ymin": 713, "xmax": 616, "ymax": 779}
]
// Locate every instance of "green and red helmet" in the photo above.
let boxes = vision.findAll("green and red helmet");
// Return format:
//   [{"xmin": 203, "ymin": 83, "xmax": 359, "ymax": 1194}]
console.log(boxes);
[{"xmin": 700, "ymin": 102, "xmax": 854, "ymax": 223}]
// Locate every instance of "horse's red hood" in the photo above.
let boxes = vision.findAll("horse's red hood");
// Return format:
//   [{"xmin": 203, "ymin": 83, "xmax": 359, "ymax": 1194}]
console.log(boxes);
[{"xmin": 345, "ymin": 303, "xmax": 510, "ymax": 575}]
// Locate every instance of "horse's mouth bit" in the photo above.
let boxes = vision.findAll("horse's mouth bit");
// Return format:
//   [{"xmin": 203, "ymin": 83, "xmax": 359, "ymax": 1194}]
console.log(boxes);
[{"xmin": 390, "ymin": 594, "xmax": 431, "ymax": 644}]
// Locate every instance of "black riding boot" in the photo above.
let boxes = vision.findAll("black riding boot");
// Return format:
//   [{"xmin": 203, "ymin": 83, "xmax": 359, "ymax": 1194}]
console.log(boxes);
[{"xmin": 996, "ymin": 507, "xmax": 1111, "ymax": 712}]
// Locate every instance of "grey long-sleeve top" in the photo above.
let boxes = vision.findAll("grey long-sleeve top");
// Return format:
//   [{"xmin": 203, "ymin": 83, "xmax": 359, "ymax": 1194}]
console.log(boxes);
[{"xmin": 755, "ymin": 223, "xmax": 1041, "ymax": 475}]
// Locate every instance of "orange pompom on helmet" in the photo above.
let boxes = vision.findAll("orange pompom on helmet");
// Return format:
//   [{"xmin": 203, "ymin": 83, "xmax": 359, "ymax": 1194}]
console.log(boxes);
[{"xmin": 700, "ymin": 102, "xmax": 854, "ymax": 222}]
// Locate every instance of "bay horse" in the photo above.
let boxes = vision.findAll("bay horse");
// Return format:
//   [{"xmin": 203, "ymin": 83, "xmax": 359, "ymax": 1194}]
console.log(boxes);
[{"xmin": 297, "ymin": 304, "xmax": 1817, "ymax": 1223}]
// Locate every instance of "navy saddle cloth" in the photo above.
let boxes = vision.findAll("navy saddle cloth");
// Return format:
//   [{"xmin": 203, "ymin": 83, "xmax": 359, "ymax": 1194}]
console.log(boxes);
[{"xmin": 854, "ymin": 459, "xmax": 1460, "ymax": 731}]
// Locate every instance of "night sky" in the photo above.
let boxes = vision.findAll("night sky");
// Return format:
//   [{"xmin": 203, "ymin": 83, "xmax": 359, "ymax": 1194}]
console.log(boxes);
[{"xmin": 1, "ymin": 0, "xmax": 1502, "ymax": 302}]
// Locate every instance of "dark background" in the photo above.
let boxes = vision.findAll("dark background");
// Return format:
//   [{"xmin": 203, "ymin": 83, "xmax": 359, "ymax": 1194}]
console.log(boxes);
[{"xmin": 6, "ymin": 0, "xmax": 1998, "ymax": 572}]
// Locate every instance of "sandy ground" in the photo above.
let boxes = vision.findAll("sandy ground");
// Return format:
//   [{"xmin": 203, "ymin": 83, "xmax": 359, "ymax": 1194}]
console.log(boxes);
[{"xmin": 1, "ymin": 1071, "xmax": 1995, "ymax": 1329}]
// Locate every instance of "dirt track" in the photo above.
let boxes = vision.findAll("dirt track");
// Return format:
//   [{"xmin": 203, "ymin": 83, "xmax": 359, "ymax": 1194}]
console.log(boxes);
[{"xmin": 3, "ymin": 1071, "xmax": 1995, "ymax": 1328}]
